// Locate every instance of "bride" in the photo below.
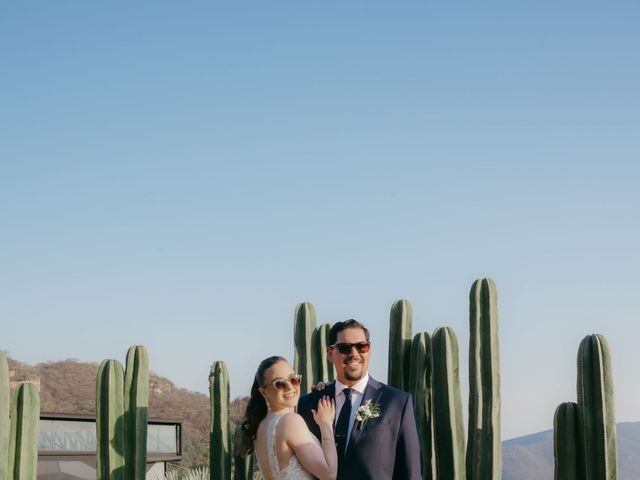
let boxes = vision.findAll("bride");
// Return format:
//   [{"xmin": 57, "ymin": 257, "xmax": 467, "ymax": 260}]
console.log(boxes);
[{"xmin": 240, "ymin": 356, "xmax": 337, "ymax": 480}]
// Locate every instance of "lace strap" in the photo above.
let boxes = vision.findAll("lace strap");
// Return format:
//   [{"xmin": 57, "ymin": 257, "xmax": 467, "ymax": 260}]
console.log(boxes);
[{"xmin": 266, "ymin": 414, "xmax": 284, "ymax": 478}]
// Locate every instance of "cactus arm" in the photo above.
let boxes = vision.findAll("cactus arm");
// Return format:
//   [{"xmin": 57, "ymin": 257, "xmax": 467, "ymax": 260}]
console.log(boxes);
[
  {"xmin": 467, "ymin": 278, "xmax": 501, "ymax": 480},
  {"xmin": 554, "ymin": 402, "xmax": 581, "ymax": 480},
  {"xmin": 96, "ymin": 359, "xmax": 125, "ymax": 480},
  {"xmin": 388, "ymin": 299, "xmax": 413, "ymax": 390},
  {"xmin": 431, "ymin": 326, "xmax": 466, "ymax": 480},
  {"xmin": 8, "ymin": 383, "xmax": 40, "ymax": 480},
  {"xmin": 314, "ymin": 323, "xmax": 334, "ymax": 383},
  {"xmin": 408, "ymin": 332, "xmax": 433, "ymax": 480},
  {"xmin": 209, "ymin": 361, "xmax": 231, "ymax": 480},
  {"xmin": 577, "ymin": 334, "xmax": 617, "ymax": 480},
  {"xmin": 1, "ymin": 352, "xmax": 10, "ymax": 480},
  {"xmin": 124, "ymin": 346, "xmax": 149, "ymax": 480},
  {"xmin": 294, "ymin": 302, "xmax": 317, "ymax": 393}
]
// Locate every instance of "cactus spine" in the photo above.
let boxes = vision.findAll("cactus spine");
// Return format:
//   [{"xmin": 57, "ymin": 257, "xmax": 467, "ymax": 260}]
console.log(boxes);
[
  {"xmin": 554, "ymin": 402, "xmax": 580, "ymax": 480},
  {"xmin": 467, "ymin": 278, "xmax": 501, "ymax": 480},
  {"xmin": 431, "ymin": 326, "xmax": 466, "ymax": 480},
  {"xmin": 1, "ymin": 352, "xmax": 10, "ymax": 480},
  {"xmin": 124, "ymin": 346, "xmax": 149, "ymax": 480},
  {"xmin": 577, "ymin": 334, "xmax": 617, "ymax": 480},
  {"xmin": 388, "ymin": 299, "xmax": 413, "ymax": 390},
  {"xmin": 409, "ymin": 332, "xmax": 433, "ymax": 480},
  {"xmin": 314, "ymin": 323, "xmax": 334, "ymax": 383},
  {"xmin": 96, "ymin": 359, "xmax": 125, "ymax": 480},
  {"xmin": 294, "ymin": 302, "xmax": 317, "ymax": 393},
  {"xmin": 8, "ymin": 383, "xmax": 40, "ymax": 480},
  {"xmin": 209, "ymin": 361, "xmax": 231, "ymax": 480}
]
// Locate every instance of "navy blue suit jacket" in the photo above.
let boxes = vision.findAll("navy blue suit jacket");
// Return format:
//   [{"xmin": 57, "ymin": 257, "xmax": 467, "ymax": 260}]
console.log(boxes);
[{"xmin": 297, "ymin": 377, "xmax": 422, "ymax": 480}]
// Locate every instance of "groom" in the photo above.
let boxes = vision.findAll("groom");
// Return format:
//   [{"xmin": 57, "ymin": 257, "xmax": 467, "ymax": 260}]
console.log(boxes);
[{"xmin": 298, "ymin": 319, "xmax": 422, "ymax": 480}]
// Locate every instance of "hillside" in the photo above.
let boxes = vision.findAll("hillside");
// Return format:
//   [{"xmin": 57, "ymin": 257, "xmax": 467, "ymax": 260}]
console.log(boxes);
[
  {"xmin": 503, "ymin": 422, "xmax": 640, "ymax": 479},
  {"xmin": 7, "ymin": 357, "xmax": 248, "ymax": 468}
]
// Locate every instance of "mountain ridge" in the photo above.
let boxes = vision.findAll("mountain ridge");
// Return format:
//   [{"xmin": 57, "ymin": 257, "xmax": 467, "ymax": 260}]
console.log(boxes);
[{"xmin": 502, "ymin": 421, "xmax": 640, "ymax": 479}]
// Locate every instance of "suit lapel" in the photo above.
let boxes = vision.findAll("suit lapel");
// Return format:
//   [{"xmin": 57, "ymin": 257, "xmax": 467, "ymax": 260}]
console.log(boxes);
[
  {"xmin": 314, "ymin": 382, "xmax": 336, "ymax": 438},
  {"xmin": 325, "ymin": 382, "xmax": 336, "ymax": 406},
  {"xmin": 304, "ymin": 383, "xmax": 336, "ymax": 439},
  {"xmin": 343, "ymin": 377, "xmax": 383, "ymax": 461}
]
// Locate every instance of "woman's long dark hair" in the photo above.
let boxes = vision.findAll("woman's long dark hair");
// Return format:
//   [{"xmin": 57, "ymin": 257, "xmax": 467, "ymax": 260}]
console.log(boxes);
[{"xmin": 240, "ymin": 355, "xmax": 287, "ymax": 455}]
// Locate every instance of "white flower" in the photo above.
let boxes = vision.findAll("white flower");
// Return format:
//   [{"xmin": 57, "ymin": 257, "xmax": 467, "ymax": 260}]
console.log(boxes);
[{"xmin": 355, "ymin": 399, "xmax": 381, "ymax": 429}]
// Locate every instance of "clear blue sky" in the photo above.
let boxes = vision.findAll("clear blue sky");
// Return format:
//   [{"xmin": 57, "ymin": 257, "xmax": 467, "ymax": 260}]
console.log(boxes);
[{"xmin": 1, "ymin": 2, "xmax": 639, "ymax": 440}]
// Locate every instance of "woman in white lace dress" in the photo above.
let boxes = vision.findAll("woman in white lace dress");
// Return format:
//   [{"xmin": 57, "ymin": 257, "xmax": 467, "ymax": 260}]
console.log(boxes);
[{"xmin": 240, "ymin": 356, "xmax": 337, "ymax": 480}]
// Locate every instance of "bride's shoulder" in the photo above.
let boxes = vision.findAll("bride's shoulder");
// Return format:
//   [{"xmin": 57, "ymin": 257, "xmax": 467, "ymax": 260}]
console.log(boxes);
[
  {"xmin": 278, "ymin": 412, "xmax": 309, "ymax": 432},
  {"xmin": 280, "ymin": 412, "xmax": 305, "ymax": 425},
  {"xmin": 278, "ymin": 413, "xmax": 315, "ymax": 445}
]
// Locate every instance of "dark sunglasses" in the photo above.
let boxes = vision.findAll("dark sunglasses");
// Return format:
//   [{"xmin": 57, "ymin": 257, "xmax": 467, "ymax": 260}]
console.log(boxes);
[
  {"xmin": 331, "ymin": 342, "xmax": 371, "ymax": 354},
  {"xmin": 262, "ymin": 374, "xmax": 302, "ymax": 391}
]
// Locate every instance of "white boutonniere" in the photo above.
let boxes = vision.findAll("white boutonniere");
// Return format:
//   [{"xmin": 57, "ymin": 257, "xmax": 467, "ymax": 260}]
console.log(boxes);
[{"xmin": 355, "ymin": 399, "xmax": 381, "ymax": 430}]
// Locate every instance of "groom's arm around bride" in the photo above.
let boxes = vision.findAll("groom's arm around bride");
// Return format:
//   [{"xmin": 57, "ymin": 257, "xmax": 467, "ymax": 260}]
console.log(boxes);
[{"xmin": 297, "ymin": 319, "xmax": 422, "ymax": 480}]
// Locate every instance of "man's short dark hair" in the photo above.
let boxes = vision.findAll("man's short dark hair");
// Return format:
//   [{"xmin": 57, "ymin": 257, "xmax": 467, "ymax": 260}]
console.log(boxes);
[{"xmin": 328, "ymin": 319, "xmax": 370, "ymax": 346}]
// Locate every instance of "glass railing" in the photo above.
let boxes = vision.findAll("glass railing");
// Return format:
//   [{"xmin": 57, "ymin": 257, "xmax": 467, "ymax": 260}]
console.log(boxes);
[
  {"xmin": 39, "ymin": 420, "xmax": 96, "ymax": 451},
  {"xmin": 147, "ymin": 424, "xmax": 178, "ymax": 453},
  {"xmin": 38, "ymin": 419, "xmax": 178, "ymax": 454}
]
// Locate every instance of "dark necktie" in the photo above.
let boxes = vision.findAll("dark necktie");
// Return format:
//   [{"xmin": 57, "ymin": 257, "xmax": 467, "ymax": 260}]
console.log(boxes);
[{"xmin": 335, "ymin": 387, "xmax": 353, "ymax": 465}]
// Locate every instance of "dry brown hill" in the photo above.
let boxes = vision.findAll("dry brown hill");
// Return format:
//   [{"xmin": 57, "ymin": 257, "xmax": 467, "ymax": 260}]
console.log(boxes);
[{"xmin": 7, "ymin": 357, "xmax": 248, "ymax": 468}]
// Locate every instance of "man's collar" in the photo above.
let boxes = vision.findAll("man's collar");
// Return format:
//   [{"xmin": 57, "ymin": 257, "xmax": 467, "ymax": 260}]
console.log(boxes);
[{"xmin": 335, "ymin": 372, "xmax": 370, "ymax": 396}]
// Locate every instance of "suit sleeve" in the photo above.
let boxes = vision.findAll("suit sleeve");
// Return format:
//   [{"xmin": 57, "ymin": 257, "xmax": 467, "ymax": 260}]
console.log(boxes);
[
  {"xmin": 297, "ymin": 393, "xmax": 320, "ymax": 439},
  {"xmin": 394, "ymin": 393, "xmax": 422, "ymax": 480}
]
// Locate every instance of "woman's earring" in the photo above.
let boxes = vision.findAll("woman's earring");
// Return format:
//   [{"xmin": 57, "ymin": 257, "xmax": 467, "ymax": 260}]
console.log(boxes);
[{"xmin": 260, "ymin": 389, "xmax": 271, "ymax": 410}]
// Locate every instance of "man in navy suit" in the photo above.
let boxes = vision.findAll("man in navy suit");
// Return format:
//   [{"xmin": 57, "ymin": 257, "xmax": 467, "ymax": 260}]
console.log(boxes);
[{"xmin": 297, "ymin": 319, "xmax": 422, "ymax": 480}]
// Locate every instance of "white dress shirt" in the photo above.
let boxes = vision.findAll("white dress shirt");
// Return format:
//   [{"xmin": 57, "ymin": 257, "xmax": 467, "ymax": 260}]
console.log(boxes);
[{"xmin": 334, "ymin": 372, "xmax": 370, "ymax": 448}]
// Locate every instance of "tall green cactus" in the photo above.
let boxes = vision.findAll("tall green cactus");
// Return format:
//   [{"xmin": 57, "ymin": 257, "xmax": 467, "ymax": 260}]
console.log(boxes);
[
  {"xmin": 388, "ymin": 299, "xmax": 413, "ymax": 390},
  {"xmin": 467, "ymin": 278, "xmax": 501, "ymax": 480},
  {"xmin": 577, "ymin": 334, "xmax": 617, "ymax": 480},
  {"xmin": 1, "ymin": 352, "xmax": 10, "ymax": 480},
  {"xmin": 96, "ymin": 347, "xmax": 149, "ymax": 480},
  {"xmin": 8, "ymin": 383, "xmax": 40, "ymax": 480},
  {"xmin": 431, "ymin": 326, "xmax": 466, "ymax": 480},
  {"xmin": 209, "ymin": 361, "xmax": 231, "ymax": 480},
  {"xmin": 409, "ymin": 332, "xmax": 433, "ymax": 480},
  {"xmin": 124, "ymin": 346, "xmax": 149, "ymax": 480},
  {"xmin": 314, "ymin": 323, "xmax": 334, "ymax": 383},
  {"xmin": 96, "ymin": 359, "xmax": 125, "ymax": 480},
  {"xmin": 554, "ymin": 402, "xmax": 581, "ymax": 480},
  {"xmin": 294, "ymin": 302, "xmax": 317, "ymax": 393}
]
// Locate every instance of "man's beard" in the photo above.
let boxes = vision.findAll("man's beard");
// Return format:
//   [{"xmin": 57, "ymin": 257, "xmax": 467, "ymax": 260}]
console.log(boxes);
[{"xmin": 343, "ymin": 364, "xmax": 364, "ymax": 381}]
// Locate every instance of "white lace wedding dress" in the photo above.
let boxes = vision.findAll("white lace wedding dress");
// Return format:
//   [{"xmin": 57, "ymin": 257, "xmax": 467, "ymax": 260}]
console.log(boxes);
[{"xmin": 265, "ymin": 413, "xmax": 316, "ymax": 480}]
